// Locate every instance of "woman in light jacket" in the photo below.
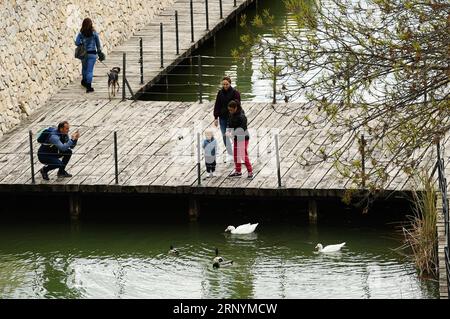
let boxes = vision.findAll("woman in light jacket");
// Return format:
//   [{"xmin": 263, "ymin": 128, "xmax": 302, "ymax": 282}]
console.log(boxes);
[{"xmin": 75, "ymin": 18, "xmax": 105, "ymax": 93}]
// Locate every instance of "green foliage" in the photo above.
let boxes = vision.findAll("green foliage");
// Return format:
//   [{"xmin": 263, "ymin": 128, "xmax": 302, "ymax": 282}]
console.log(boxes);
[
  {"xmin": 284, "ymin": 0, "xmax": 318, "ymax": 29},
  {"xmin": 236, "ymin": 0, "xmax": 450, "ymax": 192}
]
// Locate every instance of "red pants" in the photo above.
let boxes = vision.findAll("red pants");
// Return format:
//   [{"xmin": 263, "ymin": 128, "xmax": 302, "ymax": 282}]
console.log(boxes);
[{"xmin": 234, "ymin": 139, "xmax": 253, "ymax": 173}]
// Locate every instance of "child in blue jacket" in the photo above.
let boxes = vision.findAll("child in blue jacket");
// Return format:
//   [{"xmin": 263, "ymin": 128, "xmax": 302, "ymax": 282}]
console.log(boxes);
[{"xmin": 202, "ymin": 128, "xmax": 217, "ymax": 178}]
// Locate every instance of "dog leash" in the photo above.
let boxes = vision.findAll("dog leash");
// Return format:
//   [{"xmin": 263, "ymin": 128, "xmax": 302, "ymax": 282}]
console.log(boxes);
[{"xmin": 98, "ymin": 59, "xmax": 111, "ymax": 70}]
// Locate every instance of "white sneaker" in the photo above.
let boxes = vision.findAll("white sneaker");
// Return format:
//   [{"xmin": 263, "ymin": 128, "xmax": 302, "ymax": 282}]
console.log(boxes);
[
  {"xmin": 227, "ymin": 155, "xmax": 233, "ymax": 163},
  {"xmin": 209, "ymin": 172, "xmax": 214, "ymax": 178}
]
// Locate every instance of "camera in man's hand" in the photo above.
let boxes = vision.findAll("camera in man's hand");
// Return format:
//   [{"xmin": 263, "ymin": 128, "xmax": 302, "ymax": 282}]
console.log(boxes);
[{"xmin": 71, "ymin": 130, "xmax": 80, "ymax": 140}]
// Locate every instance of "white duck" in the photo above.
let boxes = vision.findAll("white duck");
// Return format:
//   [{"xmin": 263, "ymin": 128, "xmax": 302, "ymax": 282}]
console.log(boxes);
[
  {"xmin": 315, "ymin": 242, "xmax": 346, "ymax": 253},
  {"xmin": 225, "ymin": 223, "xmax": 259, "ymax": 234}
]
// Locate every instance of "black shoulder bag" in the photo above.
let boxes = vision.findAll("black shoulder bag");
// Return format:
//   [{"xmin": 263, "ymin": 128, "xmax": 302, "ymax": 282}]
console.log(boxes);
[{"xmin": 75, "ymin": 35, "xmax": 87, "ymax": 60}]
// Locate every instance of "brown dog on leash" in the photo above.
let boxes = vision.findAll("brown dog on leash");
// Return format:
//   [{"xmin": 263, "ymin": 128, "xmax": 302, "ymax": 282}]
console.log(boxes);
[{"xmin": 107, "ymin": 67, "xmax": 121, "ymax": 99}]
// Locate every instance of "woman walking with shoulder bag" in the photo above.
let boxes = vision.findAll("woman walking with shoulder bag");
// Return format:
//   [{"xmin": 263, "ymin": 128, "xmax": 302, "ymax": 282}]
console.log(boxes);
[{"xmin": 75, "ymin": 18, "xmax": 105, "ymax": 93}]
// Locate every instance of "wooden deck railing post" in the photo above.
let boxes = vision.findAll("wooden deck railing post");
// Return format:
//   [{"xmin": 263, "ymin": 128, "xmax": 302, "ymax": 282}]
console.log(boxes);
[
  {"xmin": 190, "ymin": 0, "xmax": 194, "ymax": 42},
  {"xmin": 29, "ymin": 130, "xmax": 35, "ymax": 184},
  {"xmin": 205, "ymin": 0, "xmax": 209, "ymax": 30},
  {"xmin": 198, "ymin": 55, "xmax": 203, "ymax": 104},
  {"xmin": 122, "ymin": 53, "xmax": 126, "ymax": 101},
  {"xmin": 197, "ymin": 132, "xmax": 201, "ymax": 186},
  {"xmin": 359, "ymin": 134, "xmax": 366, "ymax": 188},
  {"xmin": 121, "ymin": 52, "xmax": 136, "ymax": 102},
  {"xmin": 234, "ymin": 0, "xmax": 237, "ymax": 7},
  {"xmin": 114, "ymin": 131, "xmax": 119, "ymax": 184},
  {"xmin": 160, "ymin": 23, "xmax": 164, "ymax": 68},
  {"xmin": 219, "ymin": 0, "xmax": 223, "ymax": 19},
  {"xmin": 272, "ymin": 55, "xmax": 277, "ymax": 104},
  {"xmin": 175, "ymin": 10, "xmax": 179, "ymax": 55},
  {"xmin": 139, "ymin": 37, "xmax": 144, "ymax": 84},
  {"xmin": 275, "ymin": 134, "xmax": 281, "ymax": 187}
]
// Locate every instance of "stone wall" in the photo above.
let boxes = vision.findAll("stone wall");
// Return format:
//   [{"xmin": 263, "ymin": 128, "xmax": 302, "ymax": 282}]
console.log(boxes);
[{"xmin": 0, "ymin": 0, "xmax": 174, "ymax": 138}]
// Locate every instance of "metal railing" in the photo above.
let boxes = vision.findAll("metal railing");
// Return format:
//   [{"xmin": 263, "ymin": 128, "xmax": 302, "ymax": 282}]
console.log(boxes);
[
  {"xmin": 122, "ymin": 0, "xmax": 248, "ymax": 101},
  {"xmin": 107, "ymin": 1, "xmax": 280, "ymax": 104},
  {"xmin": 433, "ymin": 141, "xmax": 450, "ymax": 297},
  {"xmin": 121, "ymin": 53, "xmax": 137, "ymax": 102},
  {"xmin": 136, "ymin": 55, "xmax": 289, "ymax": 104},
  {"xmin": 446, "ymin": 247, "xmax": 450, "ymax": 297},
  {"xmin": 136, "ymin": 1, "xmax": 246, "ymax": 86},
  {"xmin": 23, "ymin": 128, "xmax": 284, "ymax": 188}
]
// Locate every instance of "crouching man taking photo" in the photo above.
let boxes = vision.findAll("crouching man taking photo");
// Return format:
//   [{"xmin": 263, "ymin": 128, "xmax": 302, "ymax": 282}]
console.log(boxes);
[{"xmin": 37, "ymin": 121, "xmax": 80, "ymax": 181}]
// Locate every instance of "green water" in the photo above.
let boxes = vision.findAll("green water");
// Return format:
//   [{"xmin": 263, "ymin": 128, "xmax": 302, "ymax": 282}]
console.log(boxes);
[
  {"xmin": 0, "ymin": 222, "xmax": 439, "ymax": 298},
  {"xmin": 141, "ymin": 0, "xmax": 291, "ymax": 102}
]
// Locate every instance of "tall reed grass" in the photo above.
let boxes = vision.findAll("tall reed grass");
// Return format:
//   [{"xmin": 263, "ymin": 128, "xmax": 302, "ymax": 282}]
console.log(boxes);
[{"xmin": 402, "ymin": 172, "xmax": 438, "ymax": 277}]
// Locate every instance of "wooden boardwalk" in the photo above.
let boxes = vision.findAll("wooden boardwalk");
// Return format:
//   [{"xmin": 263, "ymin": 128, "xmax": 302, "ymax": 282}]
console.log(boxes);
[
  {"xmin": 0, "ymin": 0, "xmax": 447, "ymax": 198},
  {"xmin": 55, "ymin": 0, "xmax": 254, "ymax": 100},
  {"xmin": 0, "ymin": 99, "xmax": 445, "ymax": 196}
]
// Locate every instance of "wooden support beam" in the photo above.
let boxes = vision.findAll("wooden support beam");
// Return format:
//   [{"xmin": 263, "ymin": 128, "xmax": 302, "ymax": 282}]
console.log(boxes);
[
  {"xmin": 69, "ymin": 193, "xmax": 81, "ymax": 221},
  {"xmin": 188, "ymin": 197, "xmax": 199, "ymax": 221},
  {"xmin": 308, "ymin": 199, "xmax": 317, "ymax": 224}
]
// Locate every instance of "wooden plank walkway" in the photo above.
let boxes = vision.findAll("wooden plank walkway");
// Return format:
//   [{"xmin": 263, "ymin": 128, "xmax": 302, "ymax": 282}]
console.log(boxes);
[
  {"xmin": 0, "ymin": 0, "xmax": 447, "ymax": 198},
  {"xmin": 54, "ymin": 0, "xmax": 254, "ymax": 100},
  {"xmin": 0, "ymin": 99, "xmax": 443, "ymax": 197}
]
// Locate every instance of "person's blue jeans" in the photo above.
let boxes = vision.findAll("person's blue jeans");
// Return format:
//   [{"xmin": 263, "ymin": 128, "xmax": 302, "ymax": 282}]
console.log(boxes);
[
  {"xmin": 82, "ymin": 54, "xmax": 97, "ymax": 84},
  {"xmin": 38, "ymin": 150, "xmax": 72, "ymax": 173},
  {"xmin": 219, "ymin": 117, "xmax": 233, "ymax": 156}
]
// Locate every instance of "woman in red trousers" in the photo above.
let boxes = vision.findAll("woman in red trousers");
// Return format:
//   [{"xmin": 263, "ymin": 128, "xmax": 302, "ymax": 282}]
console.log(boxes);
[{"xmin": 226, "ymin": 100, "xmax": 253, "ymax": 179}]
